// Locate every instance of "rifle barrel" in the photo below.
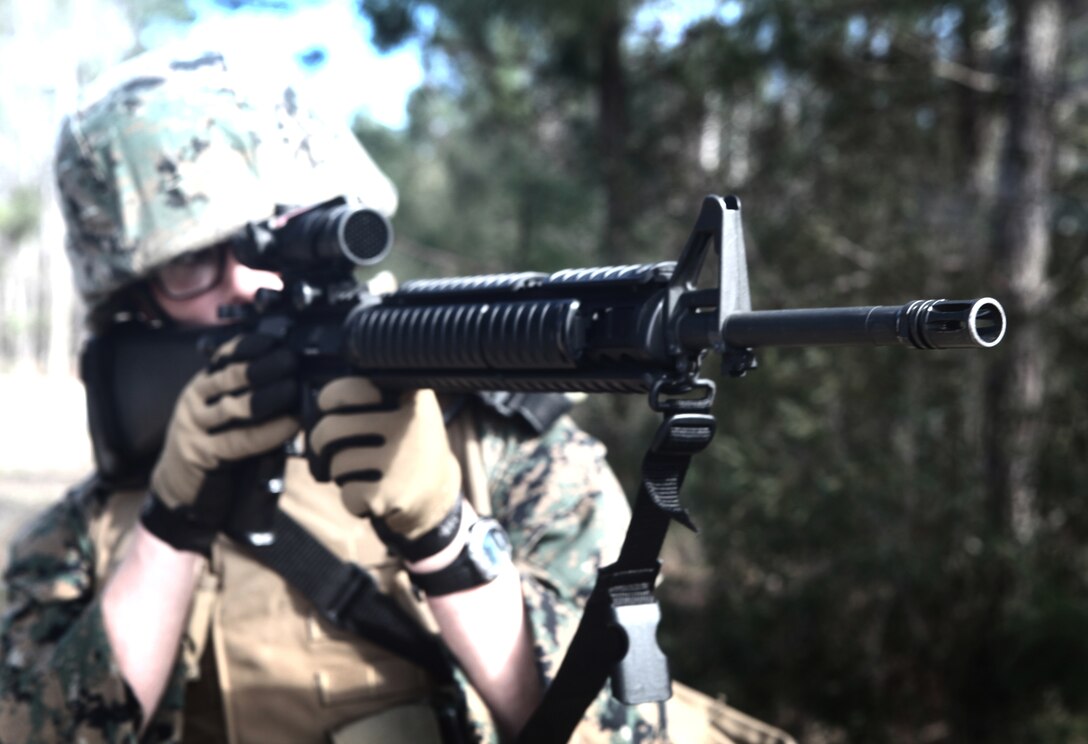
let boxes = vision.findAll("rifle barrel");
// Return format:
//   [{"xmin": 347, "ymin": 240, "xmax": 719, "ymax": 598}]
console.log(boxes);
[{"xmin": 719, "ymin": 298, "xmax": 1005, "ymax": 350}]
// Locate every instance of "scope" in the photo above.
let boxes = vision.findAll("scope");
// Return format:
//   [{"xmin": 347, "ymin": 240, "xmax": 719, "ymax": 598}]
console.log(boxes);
[{"xmin": 234, "ymin": 196, "xmax": 393, "ymax": 274}]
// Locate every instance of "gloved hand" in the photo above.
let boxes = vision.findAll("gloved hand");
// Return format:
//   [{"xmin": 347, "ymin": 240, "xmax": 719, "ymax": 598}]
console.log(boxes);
[
  {"xmin": 306, "ymin": 377, "xmax": 462, "ymax": 560},
  {"xmin": 141, "ymin": 333, "xmax": 300, "ymax": 555}
]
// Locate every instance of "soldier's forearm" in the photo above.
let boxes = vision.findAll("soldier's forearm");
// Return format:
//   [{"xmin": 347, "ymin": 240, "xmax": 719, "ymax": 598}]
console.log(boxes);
[
  {"xmin": 424, "ymin": 564, "xmax": 541, "ymax": 740},
  {"xmin": 408, "ymin": 503, "xmax": 542, "ymax": 739},
  {"xmin": 100, "ymin": 521, "xmax": 204, "ymax": 727}
]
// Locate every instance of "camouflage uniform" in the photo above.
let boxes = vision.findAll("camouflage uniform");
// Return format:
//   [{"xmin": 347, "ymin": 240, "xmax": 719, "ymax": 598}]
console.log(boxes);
[
  {"xmin": 0, "ymin": 405, "xmax": 663, "ymax": 743},
  {"xmin": 2, "ymin": 48, "xmax": 794, "ymax": 744}
]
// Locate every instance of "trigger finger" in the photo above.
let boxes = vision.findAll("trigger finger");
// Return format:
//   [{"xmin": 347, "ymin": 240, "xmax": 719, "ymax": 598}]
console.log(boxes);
[
  {"xmin": 193, "ymin": 348, "xmax": 296, "ymax": 401},
  {"xmin": 192, "ymin": 361, "xmax": 249, "ymax": 400},
  {"xmin": 195, "ymin": 378, "xmax": 298, "ymax": 431}
]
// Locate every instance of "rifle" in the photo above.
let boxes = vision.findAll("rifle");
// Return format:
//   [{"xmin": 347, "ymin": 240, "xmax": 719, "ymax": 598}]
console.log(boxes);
[
  {"xmin": 248, "ymin": 194, "xmax": 1003, "ymax": 390},
  {"xmin": 81, "ymin": 194, "xmax": 1005, "ymax": 742}
]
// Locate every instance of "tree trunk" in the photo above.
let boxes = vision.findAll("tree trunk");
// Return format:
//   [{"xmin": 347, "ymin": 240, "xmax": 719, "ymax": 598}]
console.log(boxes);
[
  {"xmin": 596, "ymin": 1, "xmax": 631, "ymax": 264},
  {"xmin": 984, "ymin": 0, "xmax": 1064, "ymax": 543},
  {"xmin": 955, "ymin": 4, "xmax": 984, "ymax": 185}
]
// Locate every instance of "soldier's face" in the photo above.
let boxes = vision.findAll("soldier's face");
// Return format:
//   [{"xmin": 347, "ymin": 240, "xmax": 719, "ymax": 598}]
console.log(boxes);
[{"xmin": 150, "ymin": 250, "xmax": 282, "ymax": 327}]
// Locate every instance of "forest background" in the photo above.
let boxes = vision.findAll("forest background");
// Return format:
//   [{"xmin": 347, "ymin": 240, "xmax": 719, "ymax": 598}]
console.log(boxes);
[{"xmin": 1, "ymin": 0, "xmax": 1086, "ymax": 742}]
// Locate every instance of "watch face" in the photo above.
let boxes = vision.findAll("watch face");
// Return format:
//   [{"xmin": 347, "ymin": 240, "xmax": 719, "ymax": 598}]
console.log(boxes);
[
  {"xmin": 480, "ymin": 525, "xmax": 511, "ymax": 564},
  {"xmin": 468, "ymin": 519, "xmax": 512, "ymax": 582}
]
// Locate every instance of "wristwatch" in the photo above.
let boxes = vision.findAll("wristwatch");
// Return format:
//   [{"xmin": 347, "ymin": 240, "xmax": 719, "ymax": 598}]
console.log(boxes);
[{"xmin": 409, "ymin": 518, "xmax": 513, "ymax": 596}]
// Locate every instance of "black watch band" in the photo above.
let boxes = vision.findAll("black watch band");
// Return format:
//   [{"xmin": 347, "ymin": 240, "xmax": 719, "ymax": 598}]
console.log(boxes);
[{"xmin": 409, "ymin": 518, "xmax": 512, "ymax": 597}]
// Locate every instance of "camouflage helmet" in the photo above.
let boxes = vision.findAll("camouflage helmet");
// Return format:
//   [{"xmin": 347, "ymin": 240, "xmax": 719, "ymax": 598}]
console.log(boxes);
[{"xmin": 54, "ymin": 49, "xmax": 398, "ymax": 314}]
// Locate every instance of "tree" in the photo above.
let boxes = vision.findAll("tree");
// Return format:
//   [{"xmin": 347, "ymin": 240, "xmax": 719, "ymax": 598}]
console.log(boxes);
[
  {"xmin": 350, "ymin": 2, "xmax": 1088, "ymax": 740},
  {"xmin": 984, "ymin": 0, "xmax": 1064, "ymax": 544},
  {"xmin": 0, "ymin": 0, "xmax": 192, "ymax": 374}
]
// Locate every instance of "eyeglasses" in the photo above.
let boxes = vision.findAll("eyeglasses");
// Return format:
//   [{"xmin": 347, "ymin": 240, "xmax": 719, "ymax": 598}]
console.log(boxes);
[{"xmin": 150, "ymin": 243, "xmax": 229, "ymax": 300}]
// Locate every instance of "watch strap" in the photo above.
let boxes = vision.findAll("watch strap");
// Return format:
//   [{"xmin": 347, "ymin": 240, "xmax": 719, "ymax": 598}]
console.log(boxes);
[
  {"xmin": 409, "ymin": 518, "xmax": 511, "ymax": 596},
  {"xmin": 409, "ymin": 542, "xmax": 483, "ymax": 596}
]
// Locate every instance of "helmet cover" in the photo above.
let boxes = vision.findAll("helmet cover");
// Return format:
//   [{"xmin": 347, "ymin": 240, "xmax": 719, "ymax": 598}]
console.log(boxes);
[{"xmin": 55, "ymin": 49, "xmax": 398, "ymax": 311}]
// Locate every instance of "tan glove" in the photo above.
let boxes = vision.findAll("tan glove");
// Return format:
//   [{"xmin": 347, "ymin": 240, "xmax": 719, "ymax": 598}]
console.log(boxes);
[
  {"xmin": 142, "ymin": 333, "xmax": 300, "ymax": 554},
  {"xmin": 306, "ymin": 377, "xmax": 462, "ymax": 555}
]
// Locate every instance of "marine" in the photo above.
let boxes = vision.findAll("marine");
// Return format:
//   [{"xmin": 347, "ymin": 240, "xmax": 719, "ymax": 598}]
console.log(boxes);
[{"xmin": 0, "ymin": 47, "xmax": 794, "ymax": 744}]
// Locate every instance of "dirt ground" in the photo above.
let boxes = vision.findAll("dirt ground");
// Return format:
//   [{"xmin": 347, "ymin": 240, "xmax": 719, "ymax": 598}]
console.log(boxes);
[{"xmin": 0, "ymin": 372, "xmax": 94, "ymax": 572}]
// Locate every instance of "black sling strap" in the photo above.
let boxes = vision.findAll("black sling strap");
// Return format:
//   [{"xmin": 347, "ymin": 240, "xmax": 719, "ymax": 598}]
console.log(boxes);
[
  {"xmin": 230, "ymin": 505, "xmax": 455, "ymax": 682},
  {"xmin": 231, "ymin": 503, "xmax": 475, "ymax": 744},
  {"xmin": 217, "ymin": 450, "xmax": 476, "ymax": 744},
  {"xmin": 516, "ymin": 399, "xmax": 717, "ymax": 744}
]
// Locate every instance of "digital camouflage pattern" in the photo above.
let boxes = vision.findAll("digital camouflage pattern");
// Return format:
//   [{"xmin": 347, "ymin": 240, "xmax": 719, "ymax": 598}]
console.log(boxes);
[
  {"xmin": 0, "ymin": 411, "xmax": 661, "ymax": 743},
  {"xmin": 54, "ymin": 48, "xmax": 398, "ymax": 312},
  {"xmin": 475, "ymin": 413, "xmax": 665, "ymax": 743},
  {"xmin": 0, "ymin": 482, "xmax": 188, "ymax": 743}
]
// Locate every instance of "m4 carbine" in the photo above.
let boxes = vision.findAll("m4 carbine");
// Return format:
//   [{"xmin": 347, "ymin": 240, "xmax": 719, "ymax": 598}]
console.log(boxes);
[
  {"xmin": 241, "ymin": 194, "xmax": 1004, "ymax": 395},
  {"xmin": 81, "ymin": 194, "xmax": 1005, "ymax": 743},
  {"xmin": 85, "ymin": 194, "xmax": 1004, "ymax": 474}
]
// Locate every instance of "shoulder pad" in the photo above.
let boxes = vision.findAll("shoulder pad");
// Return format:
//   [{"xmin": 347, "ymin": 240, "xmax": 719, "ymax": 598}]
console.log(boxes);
[{"xmin": 472, "ymin": 391, "xmax": 573, "ymax": 434}]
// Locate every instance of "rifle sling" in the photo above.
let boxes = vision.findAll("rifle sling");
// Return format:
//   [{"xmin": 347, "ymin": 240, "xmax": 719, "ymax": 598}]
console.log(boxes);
[
  {"xmin": 234, "ymin": 507, "xmax": 455, "ymax": 683},
  {"xmin": 517, "ymin": 410, "xmax": 715, "ymax": 744}
]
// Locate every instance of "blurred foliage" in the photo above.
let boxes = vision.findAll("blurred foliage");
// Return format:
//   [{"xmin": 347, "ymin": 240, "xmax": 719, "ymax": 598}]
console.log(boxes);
[
  {"xmin": 356, "ymin": 0, "xmax": 1088, "ymax": 742},
  {"xmin": 114, "ymin": 0, "xmax": 195, "ymax": 29},
  {"xmin": 0, "ymin": 185, "xmax": 40, "ymax": 247}
]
